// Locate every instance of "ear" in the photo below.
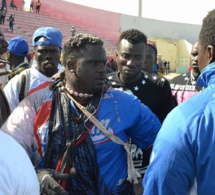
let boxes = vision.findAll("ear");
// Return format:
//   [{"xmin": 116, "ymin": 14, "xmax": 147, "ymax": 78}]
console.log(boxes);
[
  {"xmin": 5, "ymin": 50, "xmax": 10, "ymax": 59},
  {"xmin": 207, "ymin": 45, "xmax": 215, "ymax": 63},
  {"xmin": 67, "ymin": 59, "xmax": 76, "ymax": 71}
]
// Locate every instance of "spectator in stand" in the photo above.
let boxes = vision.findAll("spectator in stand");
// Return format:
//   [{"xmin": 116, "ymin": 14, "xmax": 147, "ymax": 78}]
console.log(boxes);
[
  {"xmin": 0, "ymin": 6, "xmax": 6, "ymax": 25},
  {"xmin": 107, "ymin": 28, "xmax": 176, "ymax": 194},
  {"xmin": 1, "ymin": 0, "xmax": 6, "ymax": 11},
  {"xmin": 35, "ymin": 0, "xmax": 41, "ymax": 14},
  {"xmin": 143, "ymin": 9, "xmax": 215, "ymax": 194},
  {"xmin": 10, "ymin": 0, "xmax": 17, "ymax": 10},
  {"xmin": 8, "ymin": 14, "xmax": 14, "ymax": 33},
  {"xmin": 170, "ymin": 41, "xmax": 202, "ymax": 105},
  {"xmin": 5, "ymin": 37, "xmax": 29, "ymax": 81},
  {"xmin": 30, "ymin": 0, "xmax": 33, "ymax": 12},
  {"xmin": 71, "ymin": 26, "xmax": 76, "ymax": 37},
  {"xmin": 4, "ymin": 26, "xmax": 63, "ymax": 112}
]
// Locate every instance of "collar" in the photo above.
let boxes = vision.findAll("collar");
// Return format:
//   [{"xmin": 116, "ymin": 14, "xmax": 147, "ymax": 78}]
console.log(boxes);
[
  {"xmin": 197, "ymin": 62, "xmax": 215, "ymax": 88},
  {"xmin": 16, "ymin": 61, "xmax": 28, "ymax": 69}
]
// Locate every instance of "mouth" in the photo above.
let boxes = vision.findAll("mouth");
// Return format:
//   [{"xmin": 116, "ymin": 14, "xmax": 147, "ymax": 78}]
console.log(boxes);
[
  {"xmin": 95, "ymin": 76, "xmax": 106, "ymax": 84},
  {"xmin": 97, "ymin": 76, "xmax": 105, "ymax": 81},
  {"xmin": 44, "ymin": 63, "xmax": 55, "ymax": 69},
  {"xmin": 124, "ymin": 68, "xmax": 136, "ymax": 74},
  {"xmin": 192, "ymin": 64, "xmax": 198, "ymax": 68}
]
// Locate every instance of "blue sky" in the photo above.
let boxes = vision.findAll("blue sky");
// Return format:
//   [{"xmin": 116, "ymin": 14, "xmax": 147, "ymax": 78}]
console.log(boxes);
[{"xmin": 64, "ymin": 0, "xmax": 213, "ymax": 25}]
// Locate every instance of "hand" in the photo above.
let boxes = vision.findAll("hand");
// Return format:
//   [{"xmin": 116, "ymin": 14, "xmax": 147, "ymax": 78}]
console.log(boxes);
[{"xmin": 37, "ymin": 169, "xmax": 70, "ymax": 195}]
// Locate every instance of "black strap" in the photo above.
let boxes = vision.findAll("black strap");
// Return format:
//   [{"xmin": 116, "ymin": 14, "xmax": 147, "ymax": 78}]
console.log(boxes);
[
  {"xmin": 44, "ymin": 87, "xmax": 102, "ymax": 169},
  {"xmin": 19, "ymin": 74, "xmax": 26, "ymax": 102}
]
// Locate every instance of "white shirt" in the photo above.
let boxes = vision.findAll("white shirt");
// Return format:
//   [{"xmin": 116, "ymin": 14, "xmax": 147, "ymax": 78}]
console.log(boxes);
[
  {"xmin": 4, "ymin": 63, "xmax": 63, "ymax": 112},
  {"xmin": 0, "ymin": 130, "xmax": 40, "ymax": 195}
]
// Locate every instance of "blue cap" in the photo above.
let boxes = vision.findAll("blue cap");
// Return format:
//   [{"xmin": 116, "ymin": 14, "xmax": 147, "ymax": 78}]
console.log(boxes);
[
  {"xmin": 32, "ymin": 27, "xmax": 62, "ymax": 48},
  {"xmin": 8, "ymin": 37, "xmax": 29, "ymax": 57}
]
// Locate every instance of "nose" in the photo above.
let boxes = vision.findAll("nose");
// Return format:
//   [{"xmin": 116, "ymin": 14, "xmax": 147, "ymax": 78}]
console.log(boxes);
[
  {"xmin": 45, "ymin": 52, "xmax": 53, "ymax": 59},
  {"xmin": 126, "ymin": 58, "xmax": 136, "ymax": 67},
  {"xmin": 97, "ymin": 63, "xmax": 105, "ymax": 73}
]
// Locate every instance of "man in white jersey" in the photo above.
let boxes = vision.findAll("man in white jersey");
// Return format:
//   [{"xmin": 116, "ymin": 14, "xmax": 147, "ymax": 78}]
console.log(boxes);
[{"xmin": 4, "ymin": 26, "xmax": 63, "ymax": 112}]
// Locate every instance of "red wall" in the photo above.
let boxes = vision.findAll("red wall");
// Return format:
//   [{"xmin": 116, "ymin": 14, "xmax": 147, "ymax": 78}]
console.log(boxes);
[{"xmin": 40, "ymin": 0, "xmax": 120, "ymax": 43}]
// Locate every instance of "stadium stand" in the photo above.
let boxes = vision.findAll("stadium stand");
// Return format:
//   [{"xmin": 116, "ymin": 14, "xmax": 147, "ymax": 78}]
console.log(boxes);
[{"xmin": 1, "ymin": 0, "xmax": 119, "ymax": 58}]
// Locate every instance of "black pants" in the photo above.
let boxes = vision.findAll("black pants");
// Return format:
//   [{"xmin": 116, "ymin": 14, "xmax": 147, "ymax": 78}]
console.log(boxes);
[
  {"xmin": 0, "ymin": 16, "xmax": 5, "ymax": 24},
  {"xmin": 36, "ymin": 6, "xmax": 40, "ymax": 13},
  {"xmin": 9, "ymin": 22, "xmax": 13, "ymax": 32}
]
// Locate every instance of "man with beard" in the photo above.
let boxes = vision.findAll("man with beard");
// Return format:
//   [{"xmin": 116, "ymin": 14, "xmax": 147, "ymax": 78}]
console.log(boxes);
[
  {"xmin": 4, "ymin": 26, "xmax": 63, "ymax": 112},
  {"xmin": 170, "ymin": 41, "xmax": 202, "ymax": 105},
  {"xmin": 1, "ymin": 33, "xmax": 160, "ymax": 194}
]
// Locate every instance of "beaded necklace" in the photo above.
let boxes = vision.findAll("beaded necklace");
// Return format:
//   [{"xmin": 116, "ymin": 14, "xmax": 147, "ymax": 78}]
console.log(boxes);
[{"xmin": 65, "ymin": 85, "xmax": 93, "ymax": 98}]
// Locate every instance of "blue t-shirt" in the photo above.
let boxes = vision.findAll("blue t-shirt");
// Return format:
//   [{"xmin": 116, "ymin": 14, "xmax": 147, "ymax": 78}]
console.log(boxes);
[{"xmin": 91, "ymin": 88, "xmax": 160, "ymax": 189}]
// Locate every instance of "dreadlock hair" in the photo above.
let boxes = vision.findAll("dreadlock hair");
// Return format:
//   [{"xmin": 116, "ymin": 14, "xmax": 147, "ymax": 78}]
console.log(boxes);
[
  {"xmin": 199, "ymin": 9, "xmax": 215, "ymax": 50},
  {"xmin": 118, "ymin": 29, "xmax": 147, "ymax": 46},
  {"xmin": 62, "ymin": 33, "xmax": 104, "ymax": 67}
]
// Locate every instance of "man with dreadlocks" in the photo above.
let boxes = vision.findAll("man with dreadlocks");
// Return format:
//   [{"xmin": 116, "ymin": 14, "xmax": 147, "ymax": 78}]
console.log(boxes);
[
  {"xmin": 1, "ymin": 33, "xmax": 161, "ymax": 194},
  {"xmin": 144, "ymin": 9, "xmax": 215, "ymax": 194}
]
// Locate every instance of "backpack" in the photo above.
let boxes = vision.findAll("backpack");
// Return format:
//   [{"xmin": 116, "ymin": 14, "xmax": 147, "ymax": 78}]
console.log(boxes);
[{"xmin": 17, "ymin": 69, "xmax": 30, "ymax": 102}]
